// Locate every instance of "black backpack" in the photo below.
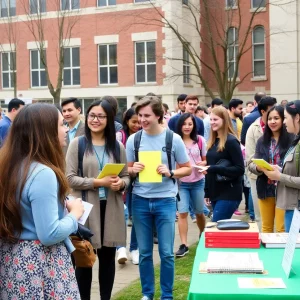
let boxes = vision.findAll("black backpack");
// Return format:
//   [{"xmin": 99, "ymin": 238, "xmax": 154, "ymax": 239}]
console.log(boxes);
[{"xmin": 133, "ymin": 128, "xmax": 175, "ymax": 184}]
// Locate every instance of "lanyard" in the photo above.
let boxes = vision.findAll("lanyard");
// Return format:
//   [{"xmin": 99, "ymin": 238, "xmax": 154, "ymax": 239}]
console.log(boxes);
[
  {"xmin": 269, "ymin": 140, "xmax": 279, "ymax": 165},
  {"xmin": 93, "ymin": 146, "xmax": 105, "ymax": 171}
]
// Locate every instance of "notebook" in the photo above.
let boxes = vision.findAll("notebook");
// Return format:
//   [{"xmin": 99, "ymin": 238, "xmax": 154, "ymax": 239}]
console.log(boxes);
[
  {"xmin": 261, "ymin": 233, "xmax": 300, "ymax": 248},
  {"xmin": 206, "ymin": 251, "xmax": 264, "ymax": 274}
]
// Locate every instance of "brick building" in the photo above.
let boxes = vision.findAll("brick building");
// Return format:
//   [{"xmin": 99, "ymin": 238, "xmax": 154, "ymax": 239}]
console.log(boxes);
[{"xmin": 0, "ymin": 0, "xmax": 288, "ymax": 113}]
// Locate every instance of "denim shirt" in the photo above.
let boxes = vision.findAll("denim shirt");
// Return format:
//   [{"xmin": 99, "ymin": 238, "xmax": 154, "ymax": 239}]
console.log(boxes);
[{"xmin": 18, "ymin": 162, "xmax": 78, "ymax": 252}]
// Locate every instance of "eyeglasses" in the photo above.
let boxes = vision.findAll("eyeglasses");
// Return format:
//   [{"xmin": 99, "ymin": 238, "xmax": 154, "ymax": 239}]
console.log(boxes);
[{"xmin": 87, "ymin": 114, "xmax": 107, "ymax": 121}]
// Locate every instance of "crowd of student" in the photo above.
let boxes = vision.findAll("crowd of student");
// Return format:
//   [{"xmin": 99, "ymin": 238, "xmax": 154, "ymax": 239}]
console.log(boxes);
[{"xmin": 0, "ymin": 93, "xmax": 300, "ymax": 300}]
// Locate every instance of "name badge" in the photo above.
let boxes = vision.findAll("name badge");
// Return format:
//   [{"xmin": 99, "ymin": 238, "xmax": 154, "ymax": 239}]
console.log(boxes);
[{"xmin": 99, "ymin": 187, "xmax": 106, "ymax": 200}]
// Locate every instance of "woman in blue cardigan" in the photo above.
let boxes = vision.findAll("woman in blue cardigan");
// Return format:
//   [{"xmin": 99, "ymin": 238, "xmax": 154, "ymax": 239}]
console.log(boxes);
[{"xmin": 0, "ymin": 103, "xmax": 84, "ymax": 300}]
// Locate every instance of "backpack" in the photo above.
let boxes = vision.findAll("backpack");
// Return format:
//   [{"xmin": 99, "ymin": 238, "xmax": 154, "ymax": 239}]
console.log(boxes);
[
  {"xmin": 133, "ymin": 128, "xmax": 175, "ymax": 184},
  {"xmin": 77, "ymin": 136, "xmax": 121, "ymax": 201},
  {"xmin": 197, "ymin": 135, "xmax": 203, "ymax": 158},
  {"xmin": 119, "ymin": 129, "xmax": 127, "ymax": 146}
]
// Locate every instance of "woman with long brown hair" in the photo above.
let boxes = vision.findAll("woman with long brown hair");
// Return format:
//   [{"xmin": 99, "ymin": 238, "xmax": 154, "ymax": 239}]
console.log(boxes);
[
  {"xmin": 204, "ymin": 106, "xmax": 244, "ymax": 221},
  {"xmin": 0, "ymin": 103, "xmax": 84, "ymax": 299}
]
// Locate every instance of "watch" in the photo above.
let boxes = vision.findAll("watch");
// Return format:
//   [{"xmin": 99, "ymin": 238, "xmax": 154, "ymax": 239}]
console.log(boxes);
[{"xmin": 169, "ymin": 170, "xmax": 174, "ymax": 178}]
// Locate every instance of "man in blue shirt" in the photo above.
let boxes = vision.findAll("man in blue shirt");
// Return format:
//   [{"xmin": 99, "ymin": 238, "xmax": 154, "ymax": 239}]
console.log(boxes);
[
  {"xmin": 168, "ymin": 95, "xmax": 204, "ymax": 136},
  {"xmin": 240, "ymin": 91, "xmax": 266, "ymax": 145},
  {"xmin": 126, "ymin": 95, "xmax": 191, "ymax": 300},
  {"xmin": 61, "ymin": 98, "xmax": 85, "ymax": 154},
  {"xmin": 0, "ymin": 98, "xmax": 25, "ymax": 146}
]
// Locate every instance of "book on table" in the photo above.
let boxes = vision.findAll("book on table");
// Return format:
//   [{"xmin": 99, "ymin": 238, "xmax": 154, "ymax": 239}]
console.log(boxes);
[
  {"xmin": 204, "ymin": 222, "xmax": 260, "ymax": 248},
  {"xmin": 261, "ymin": 233, "xmax": 300, "ymax": 248},
  {"xmin": 205, "ymin": 240, "xmax": 261, "ymax": 248},
  {"xmin": 206, "ymin": 251, "xmax": 264, "ymax": 274},
  {"xmin": 205, "ymin": 222, "xmax": 259, "ymax": 238}
]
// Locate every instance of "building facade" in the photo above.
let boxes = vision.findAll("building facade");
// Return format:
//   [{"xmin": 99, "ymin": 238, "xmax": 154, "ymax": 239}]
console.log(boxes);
[
  {"xmin": 0, "ymin": 0, "xmax": 292, "ymax": 112},
  {"xmin": 0, "ymin": 0, "xmax": 204, "ymax": 113}
]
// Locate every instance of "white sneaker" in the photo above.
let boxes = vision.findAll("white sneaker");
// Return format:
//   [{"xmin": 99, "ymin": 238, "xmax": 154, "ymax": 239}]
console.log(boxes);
[
  {"xmin": 117, "ymin": 247, "xmax": 128, "ymax": 264},
  {"xmin": 130, "ymin": 249, "xmax": 139, "ymax": 265}
]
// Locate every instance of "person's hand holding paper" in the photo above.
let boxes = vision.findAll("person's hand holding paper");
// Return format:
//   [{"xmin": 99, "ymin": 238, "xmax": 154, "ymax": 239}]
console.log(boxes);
[{"xmin": 139, "ymin": 151, "xmax": 162, "ymax": 183}]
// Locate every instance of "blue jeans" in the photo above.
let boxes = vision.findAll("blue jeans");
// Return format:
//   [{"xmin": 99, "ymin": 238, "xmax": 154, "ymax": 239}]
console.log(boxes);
[
  {"xmin": 248, "ymin": 189, "xmax": 255, "ymax": 220},
  {"xmin": 126, "ymin": 192, "xmax": 139, "ymax": 251},
  {"xmin": 285, "ymin": 210, "xmax": 294, "ymax": 232},
  {"xmin": 178, "ymin": 179, "xmax": 205, "ymax": 214},
  {"xmin": 116, "ymin": 204, "xmax": 129, "ymax": 251},
  {"xmin": 132, "ymin": 194, "xmax": 176, "ymax": 300},
  {"xmin": 211, "ymin": 200, "xmax": 240, "ymax": 222}
]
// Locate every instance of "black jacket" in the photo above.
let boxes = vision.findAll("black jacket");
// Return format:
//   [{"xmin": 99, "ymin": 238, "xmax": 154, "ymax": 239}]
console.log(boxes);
[{"xmin": 205, "ymin": 134, "xmax": 244, "ymax": 201}]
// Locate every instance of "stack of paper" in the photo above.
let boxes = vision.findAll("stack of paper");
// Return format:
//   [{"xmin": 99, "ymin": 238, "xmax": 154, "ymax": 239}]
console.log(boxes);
[
  {"xmin": 206, "ymin": 251, "xmax": 264, "ymax": 274},
  {"xmin": 261, "ymin": 233, "xmax": 300, "ymax": 248}
]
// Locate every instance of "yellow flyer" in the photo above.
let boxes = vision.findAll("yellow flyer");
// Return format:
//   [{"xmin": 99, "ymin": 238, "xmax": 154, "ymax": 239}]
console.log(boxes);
[
  {"xmin": 251, "ymin": 159, "xmax": 273, "ymax": 171},
  {"xmin": 97, "ymin": 163, "xmax": 125, "ymax": 179},
  {"xmin": 139, "ymin": 151, "xmax": 162, "ymax": 183}
]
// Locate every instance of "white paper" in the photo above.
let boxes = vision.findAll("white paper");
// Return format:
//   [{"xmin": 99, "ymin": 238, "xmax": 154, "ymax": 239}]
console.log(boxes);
[
  {"xmin": 282, "ymin": 209, "xmax": 300, "ymax": 277},
  {"xmin": 78, "ymin": 201, "xmax": 93, "ymax": 225},
  {"xmin": 238, "ymin": 278, "xmax": 286, "ymax": 289},
  {"xmin": 192, "ymin": 165, "xmax": 209, "ymax": 172}
]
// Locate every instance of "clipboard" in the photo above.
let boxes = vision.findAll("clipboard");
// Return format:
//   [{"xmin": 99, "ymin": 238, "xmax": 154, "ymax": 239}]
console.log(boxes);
[
  {"xmin": 251, "ymin": 159, "xmax": 273, "ymax": 171},
  {"xmin": 97, "ymin": 163, "xmax": 125, "ymax": 179}
]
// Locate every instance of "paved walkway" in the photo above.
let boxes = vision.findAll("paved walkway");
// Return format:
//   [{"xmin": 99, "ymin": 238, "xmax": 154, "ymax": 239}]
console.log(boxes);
[
  {"xmin": 90, "ymin": 217, "xmax": 201, "ymax": 300},
  {"xmin": 90, "ymin": 202, "xmax": 247, "ymax": 299}
]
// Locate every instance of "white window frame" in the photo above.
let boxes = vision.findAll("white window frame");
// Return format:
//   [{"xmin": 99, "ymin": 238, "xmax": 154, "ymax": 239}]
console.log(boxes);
[
  {"xmin": 63, "ymin": 47, "xmax": 80, "ymax": 86},
  {"xmin": 98, "ymin": 44, "xmax": 118, "ymax": 85},
  {"xmin": 61, "ymin": 0, "xmax": 79, "ymax": 10},
  {"xmin": 1, "ymin": 51, "xmax": 16, "ymax": 89},
  {"xmin": 227, "ymin": 27, "xmax": 238, "ymax": 79},
  {"xmin": 252, "ymin": 26, "xmax": 266, "ymax": 77},
  {"xmin": 30, "ymin": 49, "xmax": 47, "ymax": 88},
  {"xmin": 30, "ymin": 0, "xmax": 46, "ymax": 14},
  {"xmin": 183, "ymin": 46, "xmax": 190, "ymax": 84},
  {"xmin": 251, "ymin": 0, "xmax": 266, "ymax": 9},
  {"xmin": 97, "ymin": 0, "xmax": 116, "ymax": 7},
  {"xmin": 0, "ymin": 0, "xmax": 16, "ymax": 17},
  {"xmin": 135, "ymin": 40, "xmax": 156, "ymax": 84}
]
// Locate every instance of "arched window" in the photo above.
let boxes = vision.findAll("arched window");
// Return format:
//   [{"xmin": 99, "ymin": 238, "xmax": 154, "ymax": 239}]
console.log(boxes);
[
  {"xmin": 227, "ymin": 27, "xmax": 239, "ymax": 78},
  {"xmin": 252, "ymin": 26, "xmax": 265, "ymax": 77}
]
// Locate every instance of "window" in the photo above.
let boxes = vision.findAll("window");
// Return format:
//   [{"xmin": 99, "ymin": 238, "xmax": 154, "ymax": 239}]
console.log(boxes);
[
  {"xmin": 61, "ymin": 0, "xmax": 79, "ymax": 10},
  {"xmin": 225, "ymin": 0, "xmax": 237, "ymax": 8},
  {"xmin": 30, "ymin": 0, "xmax": 46, "ymax": 14},
  {"xmin": 98, "ymin": 0, "xmax": 116, "ymax": 6},
  {"xmin": 135, "ymin": 0, "xmax": 149, "ymax": 3},
  {"xmin": 63, "ymin": 47, "xmax": 80, "ymax": 86},
  {"xmin": 182, "ymin": 0, "xmax": 188, "ymax": 5},
  {"xmin": 0, "ymin": 0, "xmax": 16, "ymax": 17},
  {"xmin": 227, "ymin": 27, "xmax": 238, "ymax": 78},
  {"xmin": 98, "ymin": 44, "xmax": 117, "ymax": 85},
  {"xmin": 135, "ymin": 41, "xmax": 156, "ymax": 83},
  {"xmin": 252, "ymin": 26, "xmax": 265, "ymax": 77},
  {"xmin": 1, "ymin": 52, "xmax": 16, "ymax": 89},
  {"xmin": 30, "ymin": 50, "xmax": 47, "ymax": 87},
  {"xmin": 251, "ymin": 0, "xmax": 266, "ymax": 8},
  {"xmin": 183, "ymin": 47, "xmax": 190, "ymax": 84}
]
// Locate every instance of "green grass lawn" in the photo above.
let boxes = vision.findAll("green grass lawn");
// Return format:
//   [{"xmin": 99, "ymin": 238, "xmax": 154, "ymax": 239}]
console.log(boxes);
[{"xmin": 112, "ymin": 244, "xmax": 197, "ymax": 300}]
